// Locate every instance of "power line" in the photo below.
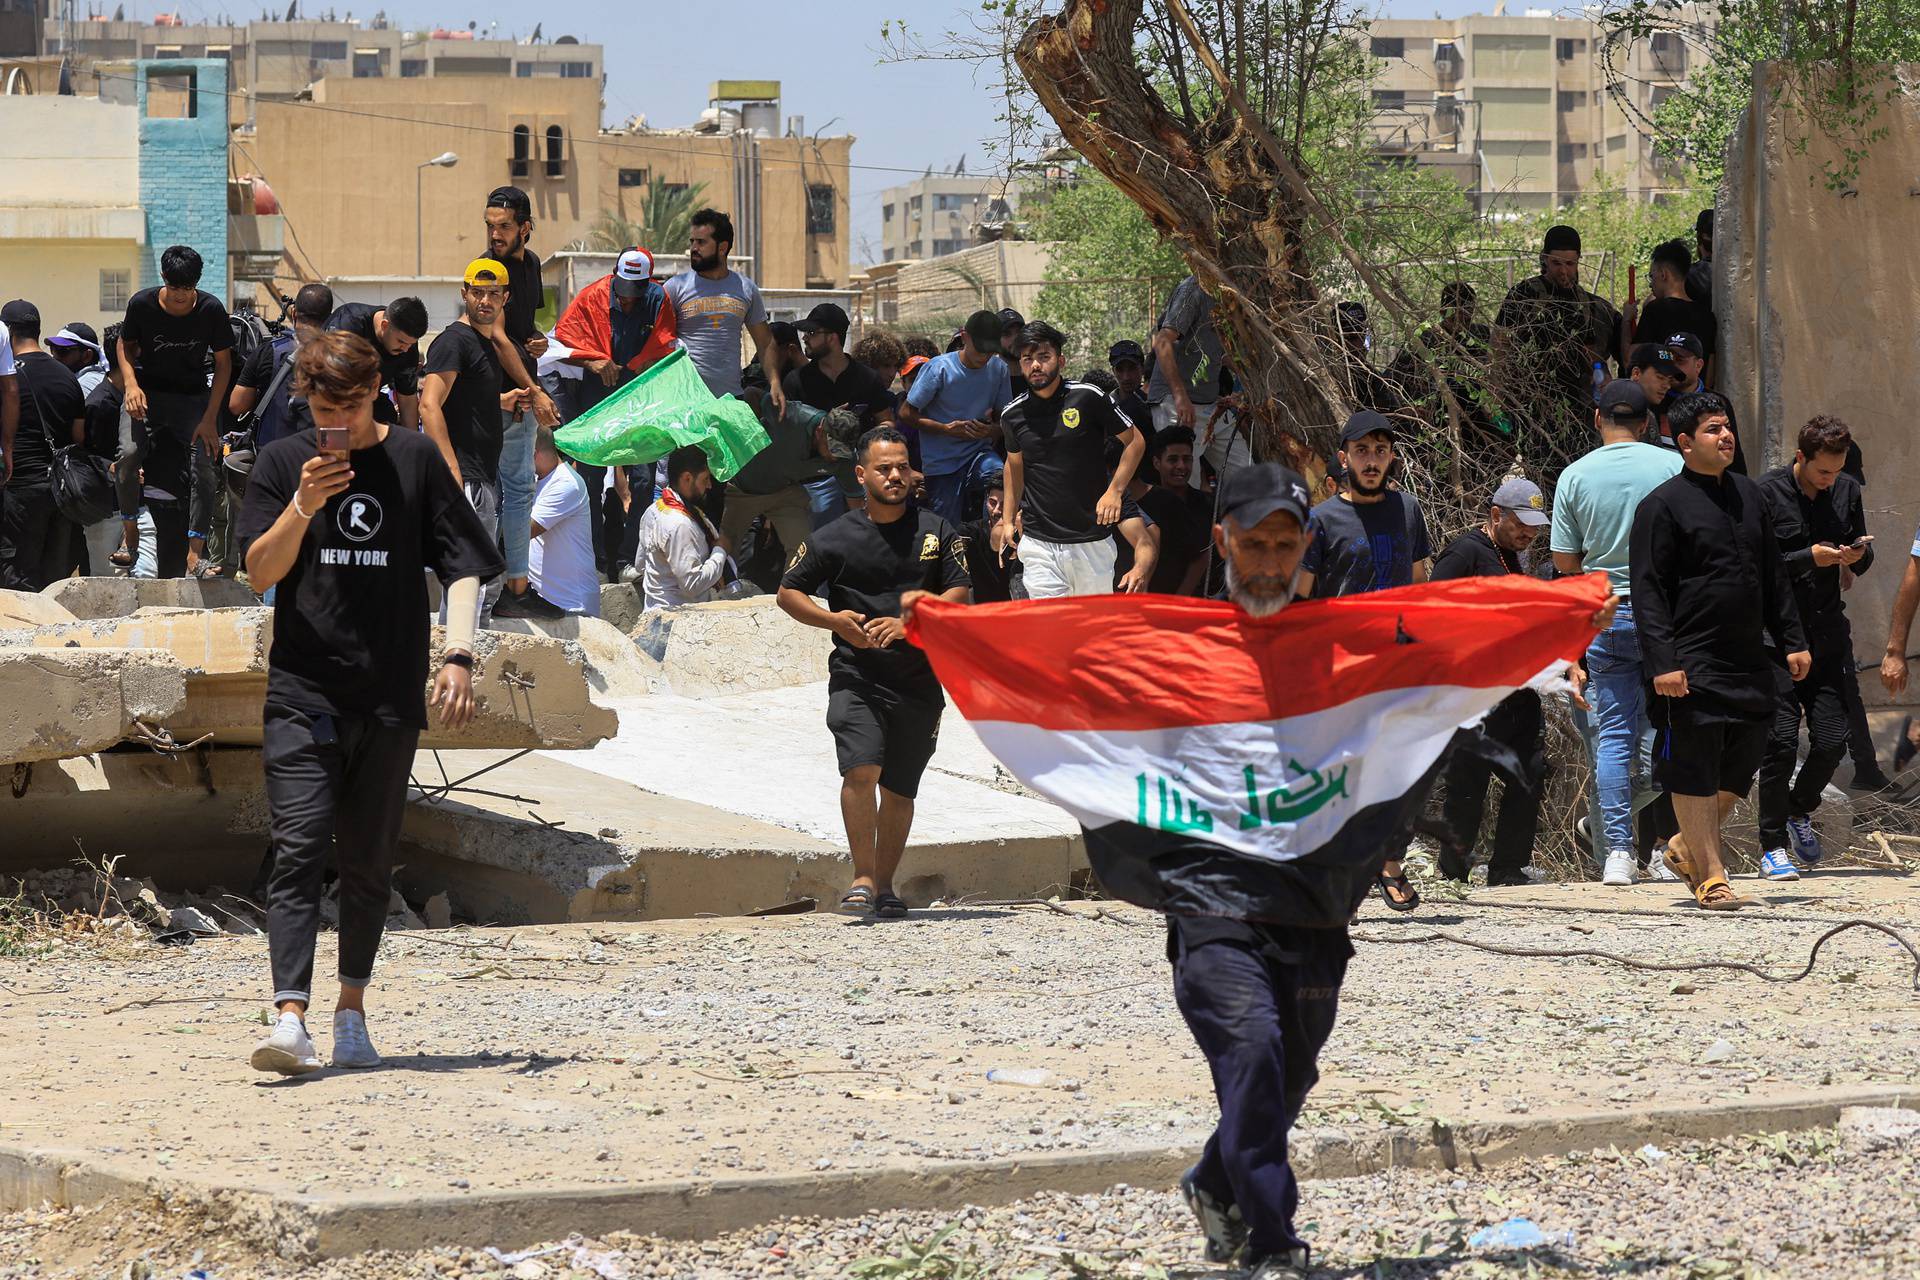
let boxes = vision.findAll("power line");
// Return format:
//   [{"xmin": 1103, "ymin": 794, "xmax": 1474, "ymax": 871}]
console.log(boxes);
[{"xmin": 84, "ymin": 63, "xmax": 1019, "ymax": 185}]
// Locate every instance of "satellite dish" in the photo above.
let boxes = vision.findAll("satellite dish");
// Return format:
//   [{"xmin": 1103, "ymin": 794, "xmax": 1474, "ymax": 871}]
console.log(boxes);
[{"xmin": 554, "ymin": 33, "xmax": 577, "ymax": 43}]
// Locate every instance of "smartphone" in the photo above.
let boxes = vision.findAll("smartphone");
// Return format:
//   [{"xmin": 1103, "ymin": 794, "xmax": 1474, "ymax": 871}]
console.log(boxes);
[
  {"xmin": 1852, "ymin": 535, "xmax": 1876, "ymax": 548},
  {"xmin": 315, "ymin": 426, "xmax": 351, "ymax": 455}
]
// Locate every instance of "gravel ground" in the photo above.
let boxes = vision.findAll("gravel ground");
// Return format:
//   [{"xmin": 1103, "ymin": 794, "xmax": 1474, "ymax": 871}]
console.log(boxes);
[{"xmin": 1, "ymin": 1124, "xmax": 1913, "ymax": 1278}]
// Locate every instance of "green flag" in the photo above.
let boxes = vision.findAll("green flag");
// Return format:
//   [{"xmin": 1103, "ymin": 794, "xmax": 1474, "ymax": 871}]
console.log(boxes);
[{"xmin": 553, "ymin": 348, "xmax": 770, "ymax": 481}]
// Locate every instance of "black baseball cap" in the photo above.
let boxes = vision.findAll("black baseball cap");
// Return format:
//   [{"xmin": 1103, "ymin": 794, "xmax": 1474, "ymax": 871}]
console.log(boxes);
[
  {"xmin": 1218, "ymin": 463, "xmax": 1313, "ymax": 530},
  {"xmin": 1629, "ymin": 342, "xmax": 1683, "ymax": 378},
  {"xmin": 768, "ymin": 320, "xmax": 800, "ymax": 347},
  {"xmin": 964, "ymin": 309, "xmax": 1005, "ymax": 357},
  {"xmin": 0, "ymin": 299, "xmax": 40, "ymax": 329},
  {"xmin": 1108, "ymin": 339, "xmax": 1145, "ymax": 366},
  {"xmin": 1596, "ymin": 378, "xmax": 1650, "ymax": 420},
  {"xmin": 997, "ymin": 307, "xmax": 1025, "ymax": 332},
  {"xmin": 795, "ymin": 302, "xmax": 850, "ymax": 338},
  {"xmin": 1664, "ymin": 331, "xmax": 1704, "ymax": 359},
  {"xmin": 1339, "ymin": 408, "xmax": 1396, "ymax": 446}
]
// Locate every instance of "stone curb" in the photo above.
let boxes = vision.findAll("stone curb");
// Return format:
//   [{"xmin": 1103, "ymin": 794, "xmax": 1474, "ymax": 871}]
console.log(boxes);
[{"xmin": 0, "ymin": 1083, "xmax": 1912, "ymax": 1259}]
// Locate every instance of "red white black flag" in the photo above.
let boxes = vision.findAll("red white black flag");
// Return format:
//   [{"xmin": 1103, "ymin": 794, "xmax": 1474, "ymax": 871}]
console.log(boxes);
[{"xmin": 906, "ymin": 576, "xmax": 1608, "ymax": 924}]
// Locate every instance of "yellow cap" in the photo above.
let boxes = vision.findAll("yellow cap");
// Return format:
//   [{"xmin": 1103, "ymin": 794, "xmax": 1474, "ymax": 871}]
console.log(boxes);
[{"xmin": 463, "ymin": 257, "xmax": 509, "ymax": 287}]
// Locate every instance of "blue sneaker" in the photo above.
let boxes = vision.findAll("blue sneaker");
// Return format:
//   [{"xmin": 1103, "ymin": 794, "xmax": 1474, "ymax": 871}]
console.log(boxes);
[
  {"xmin": 1786, "ymin": 815, "xmax": 1825, "ymax": 868},
  {"xmin": 1760, "ymin": 849, "xmax": 1801, "ymax": 881}
]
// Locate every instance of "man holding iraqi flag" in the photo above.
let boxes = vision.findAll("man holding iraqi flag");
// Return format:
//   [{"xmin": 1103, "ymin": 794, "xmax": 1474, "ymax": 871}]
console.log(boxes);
[{"xmin": 905, "ymin": 461, "xmax": 1615, "ymax": 1276}]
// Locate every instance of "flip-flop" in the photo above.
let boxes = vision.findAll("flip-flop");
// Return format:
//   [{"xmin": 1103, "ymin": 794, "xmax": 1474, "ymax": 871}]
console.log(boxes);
[
  {"xmin": 874, "ymin": 891, "xmax": 909, "ymax": 920},
  {"xmin": 1376, "ymin": 871, "xmax": 1420, "ymax": 913},
  {"xmin": 837, "ymin": 886, "xmax": 875, "ymax": 916}
]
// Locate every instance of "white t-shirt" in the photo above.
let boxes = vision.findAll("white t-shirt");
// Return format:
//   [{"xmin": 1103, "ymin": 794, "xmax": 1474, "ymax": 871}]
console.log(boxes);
[
  {"xmin": 528, "ymin": 462, "xmax": 600, "ymax": 616},
  {"xmin": 0, "ymin": 322, "xmax": 13, "ymax": 377}
]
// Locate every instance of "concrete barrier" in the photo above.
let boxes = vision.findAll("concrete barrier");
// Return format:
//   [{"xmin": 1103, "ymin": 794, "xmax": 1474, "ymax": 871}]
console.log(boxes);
[
  {"xmin": 42, "ymin": 575, "xmax": 257, "ymax": 619},
  {"xmin": 18, "ymin": 608, "xmax": 618, "ymax": 750},
  {"xmin": 488, "ymin": 615, "xmax": 664, "ymax": 699},
  {"xmin": 633, "ymin": 597, "xmax": 828, "ymax": 697},
  {"xmin": 599, "ymin": 582, "xmax": 643, "ymax": 634},
  {"xmin": 0, "ymin": 645, "xmax": 189, "ymax": 767},
  {"xmin": 0, "ymin": 588, "xmax": 76, "ymax": 629}
]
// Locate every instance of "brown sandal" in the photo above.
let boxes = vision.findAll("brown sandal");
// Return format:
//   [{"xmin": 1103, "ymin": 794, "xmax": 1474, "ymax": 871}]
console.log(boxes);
[{"xmin": 1693, "ymin": 876, "xmax": 1750, "ymax": 911}]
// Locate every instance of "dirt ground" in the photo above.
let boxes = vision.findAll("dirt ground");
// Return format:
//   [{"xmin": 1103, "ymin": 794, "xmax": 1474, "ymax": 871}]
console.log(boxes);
[{"xmin": 1, "ymin": 871, "xmax": 1918, "ymax": 1274}]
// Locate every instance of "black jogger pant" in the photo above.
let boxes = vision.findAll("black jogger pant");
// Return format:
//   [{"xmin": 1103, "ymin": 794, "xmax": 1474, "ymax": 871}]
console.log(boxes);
[
  {"xmin": 1757, "ymin": 651, "xmax": 1849, "ymax": 850},
  {"xmin": 262, "ymin": 701, "xmax": 419, "ymax": 1006}
]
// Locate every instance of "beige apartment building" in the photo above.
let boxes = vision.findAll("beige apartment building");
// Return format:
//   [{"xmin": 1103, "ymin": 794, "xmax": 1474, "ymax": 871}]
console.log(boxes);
[
  {"xmin": 1365, "ymin": 7, "xmax": 1704, "ymax": 210},
  {"xmin": 878, "ymin": 173, "xmax": 1032, "ymax": 263}
]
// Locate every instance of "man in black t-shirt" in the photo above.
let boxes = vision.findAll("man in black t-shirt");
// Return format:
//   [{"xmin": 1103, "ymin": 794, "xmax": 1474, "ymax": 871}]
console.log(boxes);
[
  {"xmin": 114, "ymin": 244, "xmax": 235, "ymax": 578},
  {"xmin": 767, "ymin": 301, "xmax": 895, "ymax": 530},
  {"xmin": 778, "ymin": 426, "xmax": 971, "ymax": 920},
  {"xmin": 0, "ymin": 301, "xmax": 86, "ymax": 591},
  {"xmin": 1126, "ymin": 427, "xmax": 1214, "ymax": 595},
  {"xmin": 1429, "ymin": 477, "xmax": 1552, "ymax": 886},
  {"xmin": 230, "ymin": 284, "xmax": 333, "ymax": 450},
  {"xmin": 1108, "ymin": 339, "xmax": 1155, "ymax": 453},
  {"xmin": 1000, "ymin": 321, "xmax": 1144, "ymax": 598},
  {"xmin": 483, "ymin": 186, "xmax": 561, "ymax": 615},
  {"xmin": 1493, "ymin": 225, "xmax": 1621, "ymax": 474},
  {"xmin": 1630, "ymin": 238, "xmax": 1716, "ymax": 385},
  {"xmin": 325, "ymin": 297, "xmax": 427, "ymax": 427},
  {"xmin": 422, "ymin": 258, "xmax": 529, "ymax": 627},
  {"xmin": 238, "ymin": 331, "xmax": 500, "ymax": 1075}
]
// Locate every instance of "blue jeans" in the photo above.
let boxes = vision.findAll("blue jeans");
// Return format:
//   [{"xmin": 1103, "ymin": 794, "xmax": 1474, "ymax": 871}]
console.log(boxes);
[
  {"xmin": 499, "ymin": 411, "xmax": 537, "ymax": 580},
  {"xmin": 1574, "ymin": 602, "xmax": 1659, "ymax": 857},
  {"xmin": 803, "ymin": 473, "xmax": 847, "ymax": 530},
  {"xmin": 921, "ymin": 452, "xmax": 1004, "ymax": 525}
]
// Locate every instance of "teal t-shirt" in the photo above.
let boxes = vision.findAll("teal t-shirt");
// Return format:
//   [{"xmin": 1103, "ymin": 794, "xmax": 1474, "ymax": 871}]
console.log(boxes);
[{"xmin": 1548, "ymin": 440, "xmax": 1683, "ymax": 595}]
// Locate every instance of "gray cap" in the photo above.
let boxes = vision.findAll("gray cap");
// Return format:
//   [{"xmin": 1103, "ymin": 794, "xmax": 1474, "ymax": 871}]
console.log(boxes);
[{"xmin": 1491, "ymin": 476, "xmax": 1550, "ymax": 526}]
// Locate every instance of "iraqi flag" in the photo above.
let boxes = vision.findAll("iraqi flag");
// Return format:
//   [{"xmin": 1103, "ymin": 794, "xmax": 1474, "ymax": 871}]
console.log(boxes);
[{"xmin": 905, "ymin": 575, "xmax": 1610, "ymax": 925}]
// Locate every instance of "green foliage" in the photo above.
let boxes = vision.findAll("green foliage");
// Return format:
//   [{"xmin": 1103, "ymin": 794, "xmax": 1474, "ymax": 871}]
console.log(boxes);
[
  {"xmin": 1027, "ymin": 173, "xmax": 1188, "ymax": 357},
  {"xmin": 846, "ymin": 1223, "xmax": 1042, "ymax": 1280},
  {"xmin": 1606, "ymin": 0, "xmax": 1920, "ymax": 191},
  {"xmin": 577, "ymin": 177, "xmax": 709, "ymax": 254}
]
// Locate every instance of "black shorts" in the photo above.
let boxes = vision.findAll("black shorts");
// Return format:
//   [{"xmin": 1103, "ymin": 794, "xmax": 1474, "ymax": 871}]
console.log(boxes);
[
  {"xmin": 1652, "ymin": 702, "xmax": 1768, "ymax": 798},
  {"xmin": 828, "ymin": 680, "xmax": 943, "ymax": 799}
]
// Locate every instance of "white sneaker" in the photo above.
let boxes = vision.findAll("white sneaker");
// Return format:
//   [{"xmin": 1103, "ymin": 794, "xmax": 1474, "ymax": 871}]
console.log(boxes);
[
  {"xmin": 1759, "ymin": 849, "xmax": 1801, "ymax": 881},
  {"xmin": 251, "ymin": 1011, "xmax": 322, "ymax": 1075},
  {"xmin": 1648, "ymin": 847, "xmax": 1683, "ymax": 882},
  {"xmin": 1601, "ymin": 850, "xmax": 1635, "ymax": 886},
  {"xmin": 331, "ymin": 1009, "xmax": 383, "ymax": 1069}
]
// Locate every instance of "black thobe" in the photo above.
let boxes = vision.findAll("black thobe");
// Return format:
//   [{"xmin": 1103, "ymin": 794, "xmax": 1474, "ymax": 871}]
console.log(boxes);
[
  {"xmin": 1630, "ymin": 466, "xmax": 1807, "ymax": 723},
  {"xmin": 1755, "ymin": 464, "xmax": 1873, "ymax": 658}
]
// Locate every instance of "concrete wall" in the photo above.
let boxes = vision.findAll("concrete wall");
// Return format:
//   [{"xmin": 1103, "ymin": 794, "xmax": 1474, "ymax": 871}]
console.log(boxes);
[
  {"xmin": 0, "ymin": 95, "xmax": 144, "ymax": 333},
  {"xmin": 136, "ymin": 58, "xmax": 230, "ymax": 297},
  {"xmin": 1719, "ymin": 63, "xmax": 1920, "ymax": 686}
]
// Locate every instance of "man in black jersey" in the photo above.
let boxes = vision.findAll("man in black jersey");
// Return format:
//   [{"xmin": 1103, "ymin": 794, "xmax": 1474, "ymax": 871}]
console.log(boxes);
[
  {"xmin": 324, "ymin": 296, "xmax": 427, "ymax": 427},
  {"xmin": 777, "ymin": 426, "xmax": 971, "ymax": 920},
  {"xmin": 999, "ymin": 321, "xmax": 1145, "ymax": 598}
]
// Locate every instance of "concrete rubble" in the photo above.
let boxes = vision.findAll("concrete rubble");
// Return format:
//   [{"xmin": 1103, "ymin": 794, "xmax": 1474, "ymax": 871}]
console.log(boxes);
[
  {"xmin": 0, "ymin": 641, "xmax": 189, "ymax": 767},
  {"xmin": 12, "ymin": 601, "xmax": 617, "ymax": 750},
  {"xmin": 633, "ymin": 596, "xmax": 828, "ymax": 696}
]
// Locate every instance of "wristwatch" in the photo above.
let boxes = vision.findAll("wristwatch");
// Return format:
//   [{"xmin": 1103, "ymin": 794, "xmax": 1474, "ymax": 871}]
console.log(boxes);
[{"xmin": 440, "ymin": 652, "xmax": 474, "ymax": 670}]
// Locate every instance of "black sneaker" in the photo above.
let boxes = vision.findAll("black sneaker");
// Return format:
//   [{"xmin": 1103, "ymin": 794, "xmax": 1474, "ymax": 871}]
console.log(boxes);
[
  {"xmin": 493, "ymin": 584, "xmax": 569, "ymax": 619},
  {"xmin": 1180, "ymin": 1167, "xmax": 1247, "ymax": 1264}
]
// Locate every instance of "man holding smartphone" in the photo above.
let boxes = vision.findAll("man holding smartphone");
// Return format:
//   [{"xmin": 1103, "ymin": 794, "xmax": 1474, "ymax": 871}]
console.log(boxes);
[
  {"xmin": 239, "ymin": 331, "xmax": 501, "ymax": 1074},
  {"xmin": 1753, "ymin": 415, "xmax": 1873, "ymax": 879}
]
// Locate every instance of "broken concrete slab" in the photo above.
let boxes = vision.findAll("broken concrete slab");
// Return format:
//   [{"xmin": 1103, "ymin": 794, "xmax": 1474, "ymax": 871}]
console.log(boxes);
[
  {"xmin": 0, "ymin": 588, "xmax": 76, "ymax": 629},
  {"xmin": 0, "ymin": 644, "xmax": 189, "ymax": 767},
  {"xmin": 599, "ymin": 582, "xmax": 642, "ymax": 634},
  {"xmin": 488, "ymin": 615, "xmax": 663, "ymax": 699},
  {"xmin": 43, "ymin": 575, "xmax": 258, "ymax": 619},
  {"xmin": 0, "ymin": 747, "xmax": 269, "ymax": 878},
  {"xmin": 633, "ymin": 597, "xmax": 827, "ymax": 697},
  {"xmin": 19, "ymin": 608, "xmax": 617, "ymax": 750}
]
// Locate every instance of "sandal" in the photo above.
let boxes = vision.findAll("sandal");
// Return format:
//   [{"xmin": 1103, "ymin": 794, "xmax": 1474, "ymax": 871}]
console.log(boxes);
[
  {"xmin": 874, "ymin": 891, "xmax": 909, "ymax": 920},
  {"xmin": 1693, "ymin": 876, "xmax": 1751, "ymax": 911},
  {"xmin": 837, "ymin": 885, "xmax": 875, "ymax": 916},
  {"xmin": 1662, "ymin": 838, "xmax": 1699, "ymax": 889},
  {"xmin": 1375, "ymin": 871, "xmax": 1420, "ymax": 913}
]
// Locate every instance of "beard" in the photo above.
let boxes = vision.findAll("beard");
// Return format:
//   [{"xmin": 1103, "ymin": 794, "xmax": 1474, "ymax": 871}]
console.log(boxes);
[
  {"xmin": 1226, "ymin": 561, "xmax": 1295, "ymax": 618},
  {"xmin": 1348, "ymin": 469, "xmax": 1388, "ymax": 497},
  {"xmin": 690, "ymin": 248, "xmax": 718, "ymax": 272}
]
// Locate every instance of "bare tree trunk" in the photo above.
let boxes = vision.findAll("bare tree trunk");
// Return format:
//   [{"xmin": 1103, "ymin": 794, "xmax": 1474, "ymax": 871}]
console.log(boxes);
[{"xmin": 1016, "ymin": 0, "xmax": 1346, "ymax": 473}]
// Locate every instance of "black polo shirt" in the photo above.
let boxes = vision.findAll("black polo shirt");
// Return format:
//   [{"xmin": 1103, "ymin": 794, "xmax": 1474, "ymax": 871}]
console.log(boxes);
[
  {"xmin": 1002, "ymin": 379, "xmax": 1136, "ymax": 544},
  {"xmin": 783, "ymin": 357, "xmax": 895, "ymax": 425}
]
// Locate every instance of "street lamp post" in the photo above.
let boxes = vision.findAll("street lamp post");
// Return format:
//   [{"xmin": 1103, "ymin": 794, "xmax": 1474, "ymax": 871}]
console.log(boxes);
[{"xmin": 415, "ymin": 151, "xmax": 460, "ymax": 275}]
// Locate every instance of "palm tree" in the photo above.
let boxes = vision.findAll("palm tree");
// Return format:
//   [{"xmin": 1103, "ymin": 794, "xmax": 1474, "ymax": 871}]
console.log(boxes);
[{"xmin": 575, "ymin": 177, "xmax": 709, "ymax": 254}]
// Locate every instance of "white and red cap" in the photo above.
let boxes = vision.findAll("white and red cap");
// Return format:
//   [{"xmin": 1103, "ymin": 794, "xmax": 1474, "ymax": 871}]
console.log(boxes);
[{"xmin": 613, "ymin": 248, "xmax": 654, "ymax": 297}]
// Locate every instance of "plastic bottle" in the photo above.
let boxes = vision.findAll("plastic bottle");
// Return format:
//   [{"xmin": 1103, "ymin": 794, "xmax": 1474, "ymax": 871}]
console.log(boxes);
[
  {"xmin": 1590, "ymin": 360, "xmax": 1608, "ymax": 402},
  {"xmin": 985, "ymin": 1067, "xmax": 1056, "ymax": 1088},
  {"xmin": 1468, "ymin": 1218, "xmax": 1576, "ymax": 1251}
]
